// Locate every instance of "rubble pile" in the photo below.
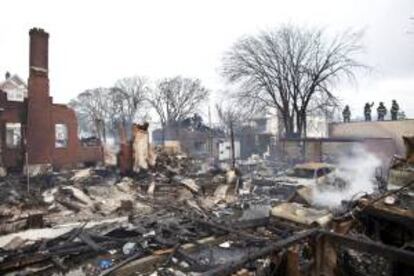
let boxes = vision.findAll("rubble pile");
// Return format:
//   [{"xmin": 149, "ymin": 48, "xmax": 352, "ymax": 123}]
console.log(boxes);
[
  {"xmin": 0, "ymin": 144, "xmax": 413, "ymax": 275},
  {"xmin": 153, "ymin": 146, "xmax": 192, "ymax": 176},
  {"xmin": 0, "ymin": 169, "xmax": 153, "ymax": 231}
]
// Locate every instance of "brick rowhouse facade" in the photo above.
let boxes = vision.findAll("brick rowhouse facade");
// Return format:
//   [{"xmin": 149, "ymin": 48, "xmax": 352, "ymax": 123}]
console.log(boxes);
[{"xmin": 0, "ymin": 28, "xmax": 103, "ymax": 171}]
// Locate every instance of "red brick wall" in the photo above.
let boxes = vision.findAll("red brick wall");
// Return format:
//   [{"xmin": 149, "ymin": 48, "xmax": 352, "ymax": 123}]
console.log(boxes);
[
  {"xmin": 77, "ymin": 146, "xmax": 104, "ymax": 165},
  {"xmin": 51, "ymin": 104, "xmax": 103, "ymax": 168},
  {"xmin": 118, "ymin": 143, "xmax": 132, "ymax": 174},
  {"xmin": 51, "ymin": 104, "xmax": 81, "ymax": 169},
  {"xmin": 0, "ymin": 89, "xmax": 103, "ymax": 169},
  {"xmin": 0, "ymin": 91, "xmax": 26, "ymax": 168}
]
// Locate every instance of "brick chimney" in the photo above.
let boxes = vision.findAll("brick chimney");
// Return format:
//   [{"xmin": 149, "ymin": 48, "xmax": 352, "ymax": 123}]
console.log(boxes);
[
  {"xmin": 26, "ymin": 28, "xmax": 53, "ymax": 168},
  {"xmin": 29, "ymin": 28, "xmax": 48, "ymax": 76}
]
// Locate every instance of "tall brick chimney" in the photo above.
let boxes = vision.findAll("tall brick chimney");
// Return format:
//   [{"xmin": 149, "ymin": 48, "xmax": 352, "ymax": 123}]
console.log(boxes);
[
  {"xmin": 29, "ymin": 28, "xmax": 48, "ymax": 76},
  {"xmin": 26, "ymin": 28, "xmax": 53, "ymax": 169}
]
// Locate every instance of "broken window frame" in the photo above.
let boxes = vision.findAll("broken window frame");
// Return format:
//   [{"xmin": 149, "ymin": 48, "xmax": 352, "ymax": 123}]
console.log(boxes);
[
  {"xmin": 5, "ymin": 123, "xmax": 22, "ymax": 148},
  {"xmin": 55, "ymin": 123, "xmax": 68, "ymax": 148}
]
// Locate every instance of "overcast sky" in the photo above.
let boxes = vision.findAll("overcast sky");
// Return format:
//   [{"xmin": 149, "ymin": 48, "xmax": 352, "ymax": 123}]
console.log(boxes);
[{"xmin": 1, "ymin": 0, "xmax": 413, "ymax": 119}]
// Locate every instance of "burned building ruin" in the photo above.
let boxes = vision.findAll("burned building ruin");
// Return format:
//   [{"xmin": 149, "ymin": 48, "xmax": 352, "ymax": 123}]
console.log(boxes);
[{"xmin": 0, "ymin": 28, "xmax": 103, "ymax": 173}]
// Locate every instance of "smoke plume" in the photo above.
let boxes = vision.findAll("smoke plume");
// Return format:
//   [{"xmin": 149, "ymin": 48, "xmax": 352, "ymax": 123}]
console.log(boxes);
[{"xmin": 311, "ymin": 145, "xmax": 381, "ymax": 208}]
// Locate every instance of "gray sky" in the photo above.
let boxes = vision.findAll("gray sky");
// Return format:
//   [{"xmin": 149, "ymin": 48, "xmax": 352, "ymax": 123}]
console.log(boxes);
[{"xmin": 1, "ymin": 0, "xmax": 413, "ymax": 118}]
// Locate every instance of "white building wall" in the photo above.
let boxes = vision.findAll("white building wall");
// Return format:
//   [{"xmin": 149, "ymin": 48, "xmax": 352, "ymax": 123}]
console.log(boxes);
[
  {"xmin": 306, "ymin": 116, "xmax": 329, "ymax": 137},
  {"xmin": 218, "ymin": 140, "xmax": 240, "ymax": 161},
  {"xmin": 266, "ymin": 114, "xmax": 279, "ymax": 135}
]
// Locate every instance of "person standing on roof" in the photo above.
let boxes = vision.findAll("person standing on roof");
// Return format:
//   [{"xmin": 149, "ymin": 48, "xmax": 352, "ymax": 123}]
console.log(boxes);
[
  {"xmin": 342, "ymin": 105, "xmax": 351, "ymax": 123},
  {"xmin": 364, "ymin": 102, "xmax": 374, "ymax": 121},
  {"xmin": 391, "ymin": 100, "xmax": 399, "ymax": 121},
  {"xmin": 377, "ymin": 102, "xmax": 387, "ymax": 121}
]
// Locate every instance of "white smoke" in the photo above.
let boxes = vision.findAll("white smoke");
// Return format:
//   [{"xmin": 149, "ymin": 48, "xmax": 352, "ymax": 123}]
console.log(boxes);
[{"xmin": 311, "ymin": 145, "xmax": 382, "ymax": 208}]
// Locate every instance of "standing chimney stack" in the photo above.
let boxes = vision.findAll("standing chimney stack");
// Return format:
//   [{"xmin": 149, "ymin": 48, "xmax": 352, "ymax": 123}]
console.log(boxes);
[
  {"xmin": 29, "ymin": 28, "xmax": 49, "ymax": 76},
  {"xmin": 26, "ymin": 27, "xmax": 53, "ymax": 168}
]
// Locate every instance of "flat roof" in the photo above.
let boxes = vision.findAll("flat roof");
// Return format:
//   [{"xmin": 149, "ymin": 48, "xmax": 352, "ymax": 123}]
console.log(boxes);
[
  {"xmin": 280, "ymin": 137, "xmax": 393, "ymax": 142},
  {"xmin": 329, "ymin": 119, "xmax": 414, "ymax": 125}
]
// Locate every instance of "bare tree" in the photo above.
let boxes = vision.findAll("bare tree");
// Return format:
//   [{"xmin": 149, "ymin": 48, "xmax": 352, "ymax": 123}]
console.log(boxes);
[
  {"xmin": 113, "ymin": 76, "xmax": 150, "ymax": 126},
  {"xmin": 103, "ymin": 87, "xmax": 126, "ymax": 138},
  {"xmin": 69, "ymin": 88, "xmax": 110, "ymax": 142},
  {"xmin": 216, "ymin": 98, "xmax": 251, "ymax": 168},
  {"xmin": 222, "ymin": 24, "xmax": 365, "ymax": 138},
  {"xmin": 70, "ymin": 76, "xmax": 150, "ymax": 142},
  {"xmin": 148, "ymin": 76, "xmax": 209, "ymax": 143}
]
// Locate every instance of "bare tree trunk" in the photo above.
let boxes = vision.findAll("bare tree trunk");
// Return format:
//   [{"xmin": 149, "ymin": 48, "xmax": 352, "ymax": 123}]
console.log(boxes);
[
  {"xmin": 303, "ymin": 112, "xmax": 307, "ymax": 138},
  {"xmin": 301, "ymin": 111, "xmax": 307, "ymax": 161},
  {"xmin": 282, "ymin": 115, "xmax": 289, "ymax": 138},
  {"xmin": 102, "ymin": 121, "xmax": 107, "ymax": 144},
  {"xmin": 296, "ymin": 111, "xmax": 303, "ymax": 138},
  {"xmin": 177, "ymin": 121, "xmax": 181, "ymax": 152},
  {"xmin": 161, "ymin": 123, "xmax": 166, "ymax": 145},
  {"xmin": 283, "ymin": 115, "xmax": 295, "ymax": 138},
  {"xmin": 94, "ymin": 119, "xmax": 102, "ymax": 141},
  {"xmin": 230, "ymin": 121, "xmax": 235, "ymax": 169}
]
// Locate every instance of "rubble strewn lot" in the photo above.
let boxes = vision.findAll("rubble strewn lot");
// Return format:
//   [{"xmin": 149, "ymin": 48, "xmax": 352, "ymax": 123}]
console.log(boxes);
[{"xmin": 0, "ymin": 148, "xmax": 413, "ymax": 275}]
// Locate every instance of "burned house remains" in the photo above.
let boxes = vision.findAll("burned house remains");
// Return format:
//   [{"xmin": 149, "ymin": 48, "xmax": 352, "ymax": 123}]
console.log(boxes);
[{"xmin": 0, "ymin": 28, "xmax": 103, "ymax": 174}]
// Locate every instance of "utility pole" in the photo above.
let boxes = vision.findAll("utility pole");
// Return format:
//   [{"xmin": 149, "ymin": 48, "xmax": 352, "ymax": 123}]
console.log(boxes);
[{"xmin": 208, "ymin": 105, "xmax": 213, "ymax": 161}]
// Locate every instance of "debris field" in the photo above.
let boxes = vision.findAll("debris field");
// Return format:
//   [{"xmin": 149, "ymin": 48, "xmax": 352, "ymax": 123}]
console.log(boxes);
[{"xmin": 0, "ymin": 144, "xmax": 413, "ymax": 276}]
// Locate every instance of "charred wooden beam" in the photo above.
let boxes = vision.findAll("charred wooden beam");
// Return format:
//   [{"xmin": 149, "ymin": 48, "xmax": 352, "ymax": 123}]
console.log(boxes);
[
  {"xmin": 78, "ymin": 232, "xmax": 105, "ymax": 252},
  {"xmin": 100, "ymin": 250, "xmax": 148, "ymax": 276},
  {"xmin": 0, "ymin": 240, "xmax": 119, "ymax": 272},
  {"xmin": 320, "ymin": 230, "xmax": 414, "ymax": 265},
  {"xmin": 358, "ymin": 206, "xmax": 414, "ymax": 230},
  {"xmin": 174, "ymin": 249, "xmax": 212, "ymax": 271},
  {"xmin": 269, "ymin": 217, "xmax": 303, "ymax": 231},
  {"xmin": 227, "ymin": 217, "xmax": 269, "ymax": 229},
  {"xmin": 201, "ymin": 229, "xmax": 317, "ymax": 276},
  {"xmin": 194, "ymin": 219, "xmax": 270, "ymax": 242}
]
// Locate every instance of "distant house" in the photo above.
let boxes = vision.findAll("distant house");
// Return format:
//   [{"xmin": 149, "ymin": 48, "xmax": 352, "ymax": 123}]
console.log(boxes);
[
  {"xmin": 0, "ymin": 73, "xmax": 27, "ymax": 102},
  {"xmin": 152, "ymin": 114, "xmax": 225, "ymax": 158},
  {"xmin": 229, "ymin": 113, "xmax": 279, "ymax": 159},
  {"xmin": 235, "ymin": 111, "xmax": 329, "ymax": 159}
]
